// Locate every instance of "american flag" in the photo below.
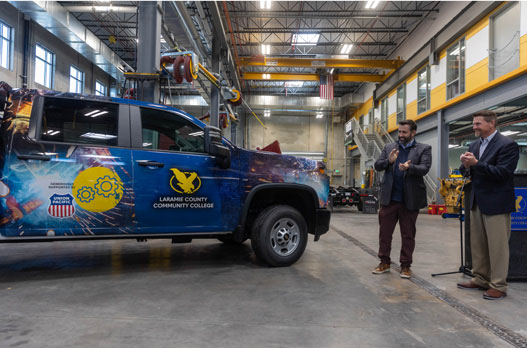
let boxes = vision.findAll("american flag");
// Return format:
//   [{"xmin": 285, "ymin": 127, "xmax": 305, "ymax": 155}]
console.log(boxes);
[
  {"xmin": 48, "ymin": 193, "xmax": 75, "ymax": 218},
  {"xmin": 320, "ymin": 75, "xmax": 334, "ymax": 100}
]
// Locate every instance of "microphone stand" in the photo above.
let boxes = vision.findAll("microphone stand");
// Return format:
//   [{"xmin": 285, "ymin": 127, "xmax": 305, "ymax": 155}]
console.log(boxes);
[{"xmin": 431, "ymin": 174, "xmax": 473, "ymax": 277}]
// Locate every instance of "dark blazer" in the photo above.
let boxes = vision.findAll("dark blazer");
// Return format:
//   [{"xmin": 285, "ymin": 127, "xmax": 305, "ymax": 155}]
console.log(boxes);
[
  {"xmin": 375, "ymin": 141, "xmax": 432, "ymax": 210},
  {"xmin": 460, "ymin": 132, "xmax": 519, "ymax": 215}
]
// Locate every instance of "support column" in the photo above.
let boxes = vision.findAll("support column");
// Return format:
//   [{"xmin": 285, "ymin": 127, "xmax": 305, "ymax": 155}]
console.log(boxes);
[
  {"xmin": 210, "ymin": 35, "xmax": 220, "ymax": 128},
  {"xmin": 437, "ymin": 110, "xmax": 449, "ymax": 202},
  {"xmin": 137, "ymin": 1, "xmax": 161, "ymax": 103}
]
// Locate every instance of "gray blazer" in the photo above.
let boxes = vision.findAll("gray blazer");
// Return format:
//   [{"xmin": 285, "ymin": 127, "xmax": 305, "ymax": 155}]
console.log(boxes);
[{"xmin": 374, "ymin": 141, "xmax": 432, "ymax": 210}]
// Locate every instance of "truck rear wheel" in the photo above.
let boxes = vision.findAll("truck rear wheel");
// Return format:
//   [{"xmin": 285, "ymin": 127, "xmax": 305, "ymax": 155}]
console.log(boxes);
[{"xmin": 251, "ymin": 205, "xmax": 308, "ymax": 267}]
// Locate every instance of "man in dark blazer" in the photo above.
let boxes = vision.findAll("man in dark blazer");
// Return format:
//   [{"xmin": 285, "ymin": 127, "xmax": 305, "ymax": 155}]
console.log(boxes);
[
  {"xmin": 372, "ymin": 120, "xmax": 432, "ymax": 278},
  {"xmin": 457, "ymin": 110, "xmax": 519, "ymax": 300}
]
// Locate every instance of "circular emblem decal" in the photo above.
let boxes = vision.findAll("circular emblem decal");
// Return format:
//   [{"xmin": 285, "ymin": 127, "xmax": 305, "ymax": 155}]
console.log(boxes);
[
  {"xmin": 72, "ymin": 167, "xmax": 124, "ymax": 212},
  {"xmin": 169, "ymin": 168, "xmax": 201, "ymax": 194}
]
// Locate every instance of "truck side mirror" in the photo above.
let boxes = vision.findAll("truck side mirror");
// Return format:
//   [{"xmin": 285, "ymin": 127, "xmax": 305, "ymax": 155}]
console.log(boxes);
[{"xmin": 204, "ymin": 125, "xmax": 230, "ymax": 169}]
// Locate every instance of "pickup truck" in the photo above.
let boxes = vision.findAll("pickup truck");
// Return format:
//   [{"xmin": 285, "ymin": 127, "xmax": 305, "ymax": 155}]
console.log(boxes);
[{"xmin": 0, "ymin": 84, "xmax": 331, "ymax": 266}]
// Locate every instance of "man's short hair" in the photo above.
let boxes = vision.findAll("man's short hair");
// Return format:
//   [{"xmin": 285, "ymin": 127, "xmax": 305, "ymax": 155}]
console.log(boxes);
[
  {"xmin": 398, "ymin": 120, "xmax": 417, "ymax": 132},
  {"xmin": 473, "ymin": 110, "xmax": 498, "ymax": 126}
]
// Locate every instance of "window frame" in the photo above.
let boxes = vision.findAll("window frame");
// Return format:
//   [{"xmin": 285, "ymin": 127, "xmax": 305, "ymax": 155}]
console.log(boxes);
[
  {"xmin": 380, "ymin": 98, "xmax": 388, "ymax": 129},
  {"xmin": 417, "ymin": 66, "xmax": 430, "ymax": 114},
  {"xmin": 28, "ymin": 95, "xmax": 130, "ymax": 148},
  {"xmin": 129, "ymin": 105, "xmax": 207, "ymax": 155},
  {"xmin": 0, "ymin": 20, "xmax": 13, "ymax": 70},
  {"xmin": 34, "ymin": 43, "xmax": 55, "ymax": 88},
  {"xmin": 446, "ymin": 38, "xmax": 466, "ymax": 100},
  {"xmin": 69, "ymin": 65, "xmax": 84, "ymax": 94},
  {"xmin": 396, "ymin": 83, "xmax": 406, "ymax": 123},
  {"xmin": 95, "ymin": 80, "xmax": 107, "ymax": 96}
]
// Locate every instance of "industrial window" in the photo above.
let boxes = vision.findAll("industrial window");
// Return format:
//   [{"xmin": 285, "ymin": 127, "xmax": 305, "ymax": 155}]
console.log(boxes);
[
  {"xmin": 0, "ymin": 21, "xmax": 13, "ymax": 70},
  {"xmin": 35, "ymin": 44, "xmax": 54, "ymax": 88},
  {"xmin": 446, "ymin": 38, "xmax": 465, "ymax": 100},
  {"xmin": 489, "ymin": 2, "xmax": 520, "ymax": 80},
  {"xmin": 139, "ymin": 107, "xmax": 204, "ymax": 153},
  {"xmin": 417, "ymin": 66, "xmax": 430, "ymax": 114},
  {"xmin": 368, "ymin": 109, "xmax": 374, "ymax": 126},
  {"xmin": 95, "ymin": 80, "xmax": 107, "ymax": 96},
  {"xmin": 380, "ymin": 98, "xmax": 388, "ymax": 129},
  {"xmin": 40, "ymin": 97, "xmax": 119, "ymax": 146},
  {"xmin": 359, "ymin": 114, "xmax": 364, "ymax": 129},
  {"xmin": 69, "ymin": 66, "xmax": 84, "ymax": 93},
  {"xmin": 396, "ymin": 84, "xmax": 406, "ymax": 123}
]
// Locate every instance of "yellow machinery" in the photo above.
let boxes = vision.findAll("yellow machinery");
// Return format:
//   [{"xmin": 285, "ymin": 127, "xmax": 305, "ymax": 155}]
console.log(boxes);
[{"xmin": 438, "ymin": 176, "xmax": 471, "ymax": 214}]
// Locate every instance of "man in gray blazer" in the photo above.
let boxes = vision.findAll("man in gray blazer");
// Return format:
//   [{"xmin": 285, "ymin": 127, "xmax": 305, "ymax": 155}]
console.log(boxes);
[{"xmin": 372, "ymin": 120, "xmax": 432, "ymax": 278}]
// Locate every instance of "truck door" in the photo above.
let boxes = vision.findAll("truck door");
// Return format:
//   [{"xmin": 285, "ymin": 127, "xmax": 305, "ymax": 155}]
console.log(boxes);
[
  {"xmin": 130, "ymin": 105, "xmax": 239, "ymax": 234},
  {"xmin": 2, "ymin": 94, "xmax": 133, "ymax": 237}
]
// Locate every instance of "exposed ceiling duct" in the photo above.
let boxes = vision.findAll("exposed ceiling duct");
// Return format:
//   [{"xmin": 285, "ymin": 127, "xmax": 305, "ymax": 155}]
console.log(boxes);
[{"xmin": 9, "ymin": 1, "xmax": 133, "ymax": 83}]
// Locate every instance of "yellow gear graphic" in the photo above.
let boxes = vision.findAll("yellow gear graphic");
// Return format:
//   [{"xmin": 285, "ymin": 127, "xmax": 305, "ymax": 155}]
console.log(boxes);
[{"xmin": 72, "ymin": 167, "xmax": 124, "ymax": 213}]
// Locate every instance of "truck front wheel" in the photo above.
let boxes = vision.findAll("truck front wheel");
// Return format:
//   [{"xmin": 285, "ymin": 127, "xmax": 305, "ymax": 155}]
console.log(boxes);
[{"xmin": 251, "ymin": 205, "xmax": 308, "ymax": 267}]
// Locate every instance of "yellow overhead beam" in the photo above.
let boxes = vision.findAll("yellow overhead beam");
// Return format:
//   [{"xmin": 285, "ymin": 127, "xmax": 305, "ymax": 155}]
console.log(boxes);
[
  {"xmin": 243, "ymin": 73, "xmax": 319, "ymax": 81},
  {"xmin": 243, "ymin": 72, "xmax": 386, "ymax": 83},
  {"xmin": 240, "ymin": 57, "xmax": 404, "ymax": 69}
]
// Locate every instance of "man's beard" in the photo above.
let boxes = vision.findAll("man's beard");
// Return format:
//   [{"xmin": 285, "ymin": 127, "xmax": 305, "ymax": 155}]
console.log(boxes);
[{"xmin": 399, "ymin": 136, "xmax": 412, "ymax": 144}]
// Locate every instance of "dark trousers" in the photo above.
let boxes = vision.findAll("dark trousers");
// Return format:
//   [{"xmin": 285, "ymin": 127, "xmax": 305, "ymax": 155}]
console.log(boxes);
[{"xmin": 378, "ymin": 201, "xmax": 419, "ymax": 267}]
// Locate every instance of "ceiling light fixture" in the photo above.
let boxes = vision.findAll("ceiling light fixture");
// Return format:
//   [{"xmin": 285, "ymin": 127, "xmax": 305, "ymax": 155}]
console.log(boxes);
[
  {"xmin": 316, "ymin": 112, "xmax": 324, "ymax": 119},
  {"xmin": 340, "ymin": 44, "xmax": 353, "ymax": 54},
  {"xmin": 284, "ymin": 81, "xmax": 303, "ymax": 88},
  {"xmin": 264, "ymin": 110, "xmax": 271, "ymax": 117},
  {"xmin": 292, "ymin": 33, "xmax": 320, "ymax": 46},
  {"xmin": 263, "ymin": 73, "xmax": 271, "ymax": 80},
  {"xmin": 260, "ymin": 1, "xmax": 271, "ymax": 9},
  {"xmin": 261, "ymin": 44, "xmax": 270, "ymax": 55},
  {"xmin": 330, "ymin": 68, "xmax": 335, "ymax": 74},
  {"xmin": 365, "ymin": 0, "xmax": 380, "ymax": 9}
]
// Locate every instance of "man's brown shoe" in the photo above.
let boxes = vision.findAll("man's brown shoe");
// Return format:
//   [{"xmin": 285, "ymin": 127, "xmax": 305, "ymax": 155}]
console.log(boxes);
[
  {"xmin": 483, "ymin": 289, "xmax": 507, "ymax": 300},
  {"xmin": 400, "ymin": 266, "xmax": 411, "ymax": 279},
  {"xmin": 372, "ymin": 263, "xmax": 391, "ymax": 274},
  {"xmin": 457, "ymin": 281, "xmax": 488, "ymax": 290}
]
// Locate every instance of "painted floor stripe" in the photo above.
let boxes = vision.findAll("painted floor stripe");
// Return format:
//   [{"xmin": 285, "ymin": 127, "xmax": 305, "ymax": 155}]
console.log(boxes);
[{"xmin": 333, "ymin": 227, "xmax": 527, "ymax": 348}]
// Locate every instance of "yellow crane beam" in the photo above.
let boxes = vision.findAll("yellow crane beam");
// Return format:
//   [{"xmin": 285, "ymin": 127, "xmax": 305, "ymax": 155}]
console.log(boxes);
[
  {"xmin": 240, "ymin": 57, "xmax": 404, "ymax": 69},
  {"xmin": 242, "ymin": 72, "xmax": 386, "ymax": 83}
]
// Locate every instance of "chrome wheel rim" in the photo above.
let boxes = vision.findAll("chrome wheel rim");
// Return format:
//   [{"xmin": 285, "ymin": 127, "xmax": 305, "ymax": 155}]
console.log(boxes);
[{"xmin": 269, "ymin": 218, "xmax": 300, "ymax": 257}]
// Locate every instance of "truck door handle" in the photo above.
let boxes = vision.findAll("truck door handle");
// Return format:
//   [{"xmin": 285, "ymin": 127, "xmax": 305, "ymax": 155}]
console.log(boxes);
[
  {"xmin": 137, "ymin": 160, "xmax": 164, "ymax": 168},
  {"xmin": 17, "ymin": 154, "xmax": 51, "ymax": 161}
]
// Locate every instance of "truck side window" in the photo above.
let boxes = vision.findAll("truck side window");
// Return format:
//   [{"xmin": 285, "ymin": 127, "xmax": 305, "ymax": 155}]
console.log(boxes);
[
  {"xmin": 139, "ymin": 107, "xmax": 204, "ymax": 153},
  {"xmin": 40, "ymin": 97, "xmax": 119, "ymax": 146}
]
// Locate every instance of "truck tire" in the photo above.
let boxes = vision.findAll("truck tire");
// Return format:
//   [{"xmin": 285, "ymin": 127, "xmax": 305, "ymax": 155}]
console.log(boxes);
[
  {"xmin": 357, "ymin": 199, "xmax": 363, "ymax": 211},
  {"xmin": 251, "ymin": 205, "xmax": 308, "ymax": 267}
]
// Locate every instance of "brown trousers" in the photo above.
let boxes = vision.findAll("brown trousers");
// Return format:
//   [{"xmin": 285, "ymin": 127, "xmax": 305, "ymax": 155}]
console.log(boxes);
[
  {"xmin": 470, "ymin": 203, "xmax": 511, "ymax": 292},
  {"xmin": 378, "ymin": 201, "xmax": 420, "ymax": 267}
]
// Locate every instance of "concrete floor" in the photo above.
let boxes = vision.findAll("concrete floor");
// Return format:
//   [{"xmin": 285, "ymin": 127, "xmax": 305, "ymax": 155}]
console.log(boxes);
[{"xmin": 0, "ymin": 208, "xmax": 526, "ymax": 347}]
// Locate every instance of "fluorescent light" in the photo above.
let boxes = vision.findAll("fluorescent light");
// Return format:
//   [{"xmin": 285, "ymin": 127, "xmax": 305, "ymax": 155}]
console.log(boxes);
[
  {"xmin": 263, "ymin": 73, "xmax": 271, "ymax": 79},
  {"xmin": 340, "ymin": 44, "xmax": 353, "ymax": 54},
  {"xmin": 80, "ymin": 132, "xmax": 117, "ymax": 140},
  {"xmin": 330, "ymin": 68, "xmax": 335, "ymax": 74},
  {"xmin": 501, "ymin": 130, "xmax": 520, "ymax": 136},
  {"xmin": 292, "ymin": 33, "xmax": 320, "ymax": 46},
  {"xmin": 316, "ymin": 112, "xmax": 324, "ymax": 119},
  {"xmin": 365, "ymin": 1, "xmax": 380, "ymax": 9},
  {"xmin": 188, "ymin": 131, "xmax": 204, "ymax": 137},
  {"xmin": 45, "ymin": 130, "xmax": 60, "ymax": 136},
  {"xmin": 85, "ymin": 109, "xmax": 100, "ymax": 116},
  {"xmin": 260, "ymin": 1, "xmax": 271, "ymax": 9},
  {"xmin": 284, "ymin": 81, "xmax": 303, "ymax": 88},
  {"xmin": 142, "ymin": 142, "xmax": 152, "ymax": 147},
  {"xmin": 89, "ymin": 111, "xmax": 109, "ymax": 117},
  {"xmin": 261, "ymin": 44, "xmax": 270, "ymax": 55},
  {"xmin": 264, "ymin": 110, "xmax": 271, "ymax": 118},
  {"xmin": 448, "ymin": 144, "xmax": 460, "ymax": 148}
]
